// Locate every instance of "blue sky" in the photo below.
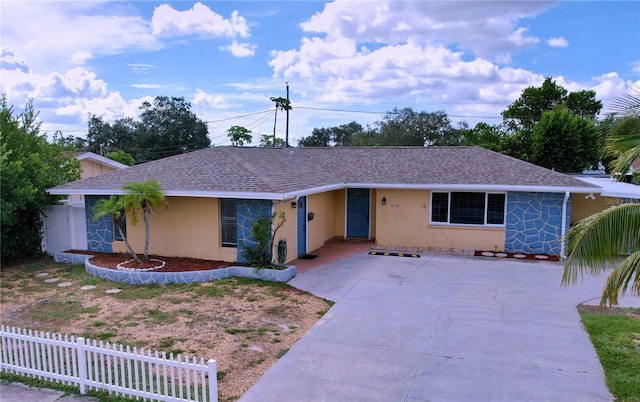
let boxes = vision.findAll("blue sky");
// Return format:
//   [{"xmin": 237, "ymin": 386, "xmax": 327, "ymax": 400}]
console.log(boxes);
[{"xmin": 1, "ymin": 1, "xmax": 639, "ymax": 146}]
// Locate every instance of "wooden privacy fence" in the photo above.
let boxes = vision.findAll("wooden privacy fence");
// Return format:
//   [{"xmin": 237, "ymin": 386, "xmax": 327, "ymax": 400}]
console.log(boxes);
[{"xmin": 0, "ymin": 326, "xmax": 217, "ymax": 402}]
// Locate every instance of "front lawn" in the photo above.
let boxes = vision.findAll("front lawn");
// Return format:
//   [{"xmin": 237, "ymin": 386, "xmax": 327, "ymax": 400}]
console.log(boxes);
[
  {"xmin": 579, "ymin": 306, "xmax": 640, "ymax": 402},
  {"xmin": 0, "ymin": 255, "xmax": 332, "ymax": 401}
]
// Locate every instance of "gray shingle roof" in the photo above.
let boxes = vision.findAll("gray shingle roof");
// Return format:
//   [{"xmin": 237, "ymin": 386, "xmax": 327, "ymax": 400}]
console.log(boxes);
[{"xmin": 49, "ymin": 146, "xmax": 597, "ymax": 198}]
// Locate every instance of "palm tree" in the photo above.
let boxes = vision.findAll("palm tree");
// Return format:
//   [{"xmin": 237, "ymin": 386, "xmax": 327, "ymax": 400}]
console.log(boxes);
[
  {"xmin": 121, "ymin": 179, "xmax": 167, "ymax": 262},
  {"xmin": 91, "ymin": 196, "xmax": 140, "ymax": 263},
  {"xmin": 562, "ymin": 90, "xmax": 640, "ymax": 306}
]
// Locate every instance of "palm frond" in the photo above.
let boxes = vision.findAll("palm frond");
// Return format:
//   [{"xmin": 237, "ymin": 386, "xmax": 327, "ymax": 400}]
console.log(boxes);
[
  {"xmin": 562, "ymin": 203, "xmax": 640, "ymax": 286},
  {"xmin": 600, "ymin": 250, "xmax": 640, "ymax": 306}
]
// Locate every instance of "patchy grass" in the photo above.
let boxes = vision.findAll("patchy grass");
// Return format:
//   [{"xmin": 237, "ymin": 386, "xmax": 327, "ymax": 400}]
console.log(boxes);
[
  {"xmin": 579, "ymin": 306, "xmax": 640, "ymax": 402},
  {"xmin": 0, "ymin": 255, "xmax": 330, "ymax": 401}
]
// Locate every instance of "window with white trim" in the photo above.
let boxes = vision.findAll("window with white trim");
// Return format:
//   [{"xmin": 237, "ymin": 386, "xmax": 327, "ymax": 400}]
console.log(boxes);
[
  {"xmin": 430, "ymin": 192, "xmax": 506, "ymax": 226},
  {"xmin": 220, "ymin": 199, "xmax": 237, "ymax": 247}
]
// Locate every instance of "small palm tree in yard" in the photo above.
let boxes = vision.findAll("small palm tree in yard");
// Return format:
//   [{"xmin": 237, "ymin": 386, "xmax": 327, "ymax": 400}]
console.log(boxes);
[
  {"xmin": 92, "ymin": 196, "xmax": 140, "ymax": 263},
  {"xmin": 562, "ymin": 90, "xmax": 640, "ymax": 306},
  {"xmin": 122, "ymin": 179, "xmax": 168, "ymax": 262}
]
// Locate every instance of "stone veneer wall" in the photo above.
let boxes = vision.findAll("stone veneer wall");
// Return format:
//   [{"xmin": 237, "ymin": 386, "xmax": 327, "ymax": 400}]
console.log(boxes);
[
  {"xmin": 85, "ymin": 195, "xmax": 113, "ymax": 252},
  {"xmin": 504, "ymin": 192, "xmax": 570, "ymax": 256},
  {"xmin": 236, "ymin": 199, "xmax": 272, "ymax": 263}
]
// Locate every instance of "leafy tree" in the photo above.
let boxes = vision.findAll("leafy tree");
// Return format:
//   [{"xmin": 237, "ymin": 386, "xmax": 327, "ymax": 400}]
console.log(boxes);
[
  {"xmin": 121, "ymin": 179, "xmax": 168, "ymax": 262},
  {"xmin": 86, "ymin": 116, "xmax": 137, "ymax": 157},
  {"xmin": 92, "ymin": 196, "xmax": 139, "ymax": 262},
  {"xmin": 375, "ymin": 108, "xmax": 464, "ymax": 146},
  {"xmin": 562, "ymin": 91, "xmax": 640, "ymax": 306},
  {"xmin": 502, "ymin": 77, "xmax": 602, "ymax": 131},
  {"xmin": 106, "ymin": 150, "xmax": 135, "ymax": 166},
  {"xmin": 86, "ymin": 97, "xmax": 210, "ymax": 164},
  {"xmin": 501, "ymin": 77, "xmax": 603, "ymax": 163},
  {"xmin": 298, "ymin": 127, "xmax": 332, "ymax": 147},
  {"xmin": 242, "ymin": 211, "xmax": 287, "ymax": 269},
  {"xmin": 136, "ymin": 96, "xmax": 210, "ymax": 162},
  {"xmin": 531, "ymin": 105, "xmax": 599, "ymax": 172},
  {"xmin": 259, "ymin": 134, "xmax": 285, "ymax": 147},
  {"xmin": 227, "ymin": 125, "xmax": 253, "ymax": 146},
  {"xmin": 270, "ymin": 96, "xmax": 292, "ymax": 147},
  {"xmin": 460, "ymin": 122, "xmax": 506, "ymax": 152},
  {"xmin": 0, "ymin": 96, "xmax": 80, "ymax": 265},
  {"xmin": 298, "ymin": 122, "xmax": 365, "ymax": 147}
]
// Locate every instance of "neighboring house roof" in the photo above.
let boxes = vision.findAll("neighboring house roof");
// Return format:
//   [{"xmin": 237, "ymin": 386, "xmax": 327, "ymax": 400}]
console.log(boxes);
[
  {"xmin": 632, "ymin": 155, "xmax": 640, "ymax": 172},
  {"xmin": 576, "ymin": 176, "xmax": 640, "ymax": 199},
  {"xmin": 49, "ymin": 146, "xmax": 598, "ymax": 200},
  {"xmin": 76, "ymin": 152, "xmax": 129, "ymax": 170}
]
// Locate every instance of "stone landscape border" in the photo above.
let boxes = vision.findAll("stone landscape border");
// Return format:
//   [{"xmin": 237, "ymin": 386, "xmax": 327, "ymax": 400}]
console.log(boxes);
[{"xmin": 53, "ymin": 252, "xmax": 296, "ymax": 285}]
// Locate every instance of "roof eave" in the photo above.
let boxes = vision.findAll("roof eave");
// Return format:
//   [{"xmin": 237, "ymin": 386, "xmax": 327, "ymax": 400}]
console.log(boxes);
[{"xmin": 346, "ymin": 183, "xmax": 600, "ymax": 193}]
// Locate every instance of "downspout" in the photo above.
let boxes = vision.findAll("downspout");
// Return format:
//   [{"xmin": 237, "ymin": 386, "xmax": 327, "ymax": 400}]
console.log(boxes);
[{"xmin": 560, "ymin": 191, "xmax": 570, "ymax": 259}]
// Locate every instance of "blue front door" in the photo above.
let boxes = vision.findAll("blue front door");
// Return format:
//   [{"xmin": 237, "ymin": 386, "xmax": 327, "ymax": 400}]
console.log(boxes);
[
  {"xmin": 297, "ymin": 196, "xmax": 307, "ymax": 257},
  {"xmin": 347, "ymin": 189, "xmax": 370, "ymax": 238}
]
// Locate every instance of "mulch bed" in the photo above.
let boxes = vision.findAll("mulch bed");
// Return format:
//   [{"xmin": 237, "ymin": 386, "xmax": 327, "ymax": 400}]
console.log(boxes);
[
  {"xmin": 63, "ymin": 250, "xmax": 231, "ymax": 272},
  {"xmin": 474, "ymin": 250, "xmax": 560, "ymax": 261}
]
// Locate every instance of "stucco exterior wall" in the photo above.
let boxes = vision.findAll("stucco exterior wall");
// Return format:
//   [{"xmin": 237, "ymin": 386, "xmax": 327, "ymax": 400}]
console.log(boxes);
[
  {"xmin": 274, "ymin": 201, "xmax": 297, "ymax": 264},
  {"xmin": 570, "ymin": 193, "xmax": 619, "ymax": 224},
  {"xmin": 307, "ymin": 191, "xmax": 341, "ymax": 252},
  {"xmin": 374, "ymin": 189, "xmax": 506, "ymax": 250},
  {"xmin": 80, "ymin": 159, "xmax": 118, "ymax": 179},
  {"xmin": 112, "ymin": 196, "xmax": 237, "ymax": 262},
  {"xmin": 334, "ymin": 189, "xmax": 346, "ymax": 238}
]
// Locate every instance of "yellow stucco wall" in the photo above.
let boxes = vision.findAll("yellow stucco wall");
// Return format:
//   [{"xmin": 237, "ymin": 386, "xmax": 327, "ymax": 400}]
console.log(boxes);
[
  {"xmin": 112, "ymin": 197, "xmax": 236, "ymax": 262},
  {"xmin": 374, "ymin": 189, "xmax": 506, "ymax": 250},
  {"xmin": 80, "ymin": 159, "xmax": 117, "ymax": 179},
  {"xmin": 71, "ymin": 160, "xmax": 120, "ymax": 202},
  {"xmin": 307, "ymin": 191, "xmax": 341, "ymax": 252},
  {"xmin": 334, "ymin": 189, "xmax": 346, "ymax": 238},
  {"xmin": 274, "ymin": 201, "xmax": 297, "ymax": 264},
  {"xmin": 571, "ymin": 193, "xmax": 620, "ymax": 224}
]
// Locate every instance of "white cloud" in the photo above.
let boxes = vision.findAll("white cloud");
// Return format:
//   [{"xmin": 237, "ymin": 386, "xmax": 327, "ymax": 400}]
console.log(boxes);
[
  {"xmin": 71, "ymin": 51, "xmax": 93, "ymax": 65},
  {"xmin": 1, "ymin": 1, "xmax": 159, "ymax": 71},
  {"xmin": 219, "ymin": 41, "xmax": 256, "ymax": 57},
  {"xmin": 299, "ymin": 0, "xmax": 549, "ymax": 57},
  {"xmin": 152, "ymin": 3, "xmax": 250, "ymax": 39},
  {"xmin": 0, "ymin": 48, "xmax": 29, "ymax": 73},
  {"xmin": 128, "ymin": 84, "xmax": 164, "ymax": 89},
  {"xmin": 547, "ymin": 37, "xmax": 569, "ymax": 47},
  {"xmin": 192, "ymin": 89, "xmax": 234, "ymax": 110}
]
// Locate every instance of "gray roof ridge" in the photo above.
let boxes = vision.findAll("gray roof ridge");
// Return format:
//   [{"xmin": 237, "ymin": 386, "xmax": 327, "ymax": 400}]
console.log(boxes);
[{"xmin": 219, "ymin": 147, "xmax": 281, "ymax": 193}]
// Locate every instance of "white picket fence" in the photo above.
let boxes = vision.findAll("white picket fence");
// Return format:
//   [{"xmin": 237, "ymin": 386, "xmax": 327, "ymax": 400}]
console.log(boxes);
[{"xmin": 0, "ymin": 326, "xmax": 217, "ymax": 402}]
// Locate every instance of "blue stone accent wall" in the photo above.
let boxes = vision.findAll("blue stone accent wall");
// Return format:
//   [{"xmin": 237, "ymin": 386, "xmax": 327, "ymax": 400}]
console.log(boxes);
[
  {"xmin": 236, "ymin": 199, "xmax": 272, "ymax": 263},
  {"xmin": 504, "ymin": 192, "xmax": 570, "ymax": 256},
  {"xmin": 85, "ymin": 196, "xmax": 113, "ymax": 252}
]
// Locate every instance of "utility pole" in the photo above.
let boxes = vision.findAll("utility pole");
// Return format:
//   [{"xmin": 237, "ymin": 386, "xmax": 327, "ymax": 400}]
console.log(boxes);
[{"xmin": 285, "ymin": 82, "xmax": 290, "ymax": 147}]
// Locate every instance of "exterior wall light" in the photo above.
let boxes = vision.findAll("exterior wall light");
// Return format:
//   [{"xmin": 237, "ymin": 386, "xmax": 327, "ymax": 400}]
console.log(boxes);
[
  {"xmin": 382, "ymin": 197, "xmax": 387, "ymax": 205},
  {"xmin": 291, "ymin": 201, "xmax": 297, "ymax": 208}
]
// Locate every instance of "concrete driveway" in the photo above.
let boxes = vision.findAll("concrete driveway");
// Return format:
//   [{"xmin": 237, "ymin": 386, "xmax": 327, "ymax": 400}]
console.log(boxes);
[{"xmin": 241, "ymin": 252, "xmax": 639, "ymax": 402}]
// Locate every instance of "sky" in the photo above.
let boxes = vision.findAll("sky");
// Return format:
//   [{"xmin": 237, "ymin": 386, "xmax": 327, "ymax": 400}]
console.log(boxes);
[{"xmin": 1, "ymin": 0, "xmax": 639, "ymax": 147}]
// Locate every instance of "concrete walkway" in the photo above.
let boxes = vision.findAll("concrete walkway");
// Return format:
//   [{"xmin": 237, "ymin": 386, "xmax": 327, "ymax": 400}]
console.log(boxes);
[
  {"xmin": 241, "ymin": 252, "xmax": 639, "ymax": 402},
  {"xmin": 0, "ymin": 381, "xmax": 98, "ymax": 402}
]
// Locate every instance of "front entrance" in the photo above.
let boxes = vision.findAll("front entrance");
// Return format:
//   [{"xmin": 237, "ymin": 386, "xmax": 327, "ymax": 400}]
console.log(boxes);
[
  {"xmin": 297, "ymin": 196, "xmax": 307, "ymax": 257},
  {"xmin": 346, "ymin": 188, "xmax": 370, "ymax": 238}
]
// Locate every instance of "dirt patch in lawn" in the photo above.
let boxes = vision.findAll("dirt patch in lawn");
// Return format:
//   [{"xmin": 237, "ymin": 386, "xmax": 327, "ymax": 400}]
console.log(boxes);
[
  {"xmin": 578, "ymin": 304, "xmax": 640, "ymax": 317},
  {"xmin": 0, "ymin": 255, "xmax": 331, "ymax": 401}
]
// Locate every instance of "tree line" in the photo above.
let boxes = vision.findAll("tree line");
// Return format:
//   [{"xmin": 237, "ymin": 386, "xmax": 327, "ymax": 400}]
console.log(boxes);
[{"xmin": 298, "ymin": 77, "xmax": 605, "ymax": 174}]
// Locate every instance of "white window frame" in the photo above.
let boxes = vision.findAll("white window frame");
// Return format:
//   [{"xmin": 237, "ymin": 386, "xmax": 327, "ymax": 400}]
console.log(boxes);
[{"xmin": 429, "ymin": 191, "xmax": 507, "ymax": 227}]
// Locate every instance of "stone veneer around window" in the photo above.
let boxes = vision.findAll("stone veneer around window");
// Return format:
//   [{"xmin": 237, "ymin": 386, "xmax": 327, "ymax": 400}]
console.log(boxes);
[{"xmin": 236, "ymin": 199, "xmax": 272, "ymax": 263}]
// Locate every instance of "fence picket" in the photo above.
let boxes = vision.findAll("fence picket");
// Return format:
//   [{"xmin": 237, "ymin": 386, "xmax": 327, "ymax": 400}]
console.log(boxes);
[{"xmin": 1, "ymin": 327, "xmax": 217, "ymax": 401}]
